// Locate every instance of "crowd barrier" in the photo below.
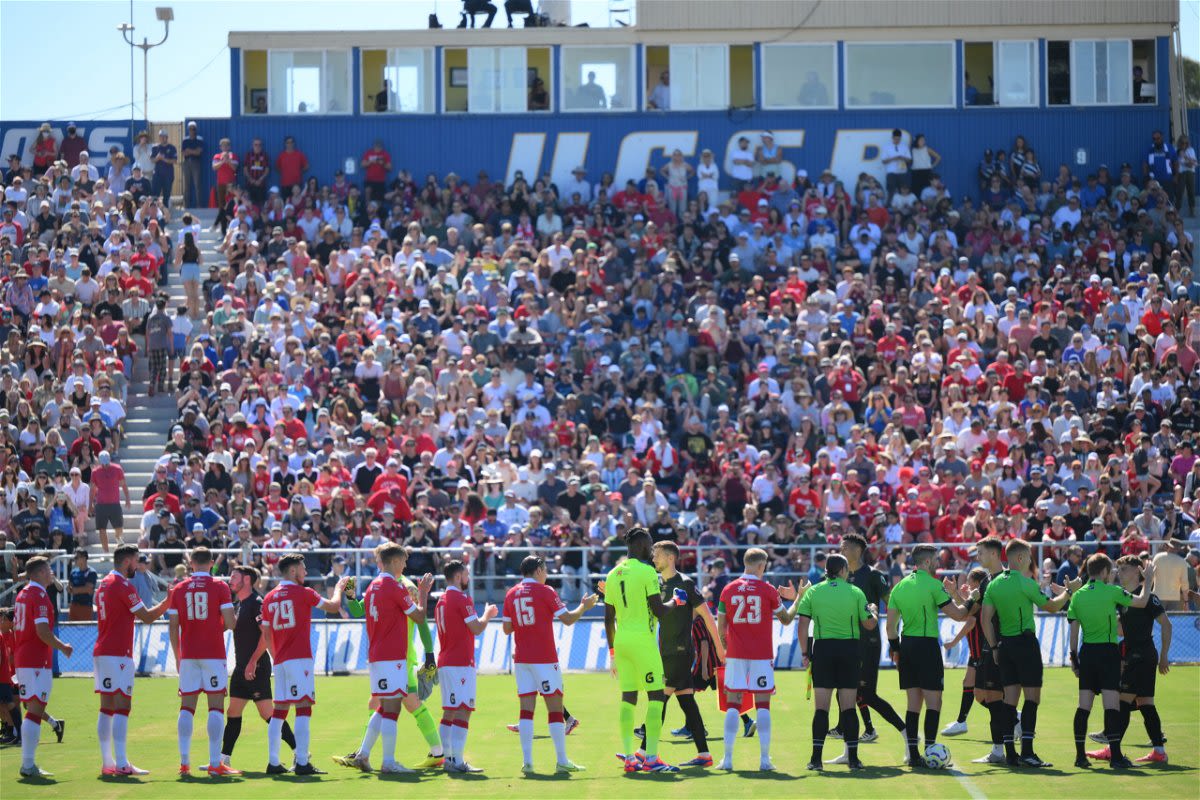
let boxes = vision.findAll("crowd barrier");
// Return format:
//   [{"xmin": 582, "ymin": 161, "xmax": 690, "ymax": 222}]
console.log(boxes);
[{"xmin": 54, "ymin": 613, "xmax": 1199, "ymax": 677}]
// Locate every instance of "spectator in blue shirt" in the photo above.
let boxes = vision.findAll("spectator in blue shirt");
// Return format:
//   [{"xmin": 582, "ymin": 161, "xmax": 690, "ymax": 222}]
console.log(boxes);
[
  {"xmin": 1054, "ymin": 545, "xmax": 1083, "ymax": 585},
  {"xmin": 1146, "ymin": 129, "xmax": 1177, "ymax": 193},
  {"xmin": 1078, "ymin": 174, "xmax": 1106, "ymax": 210}
]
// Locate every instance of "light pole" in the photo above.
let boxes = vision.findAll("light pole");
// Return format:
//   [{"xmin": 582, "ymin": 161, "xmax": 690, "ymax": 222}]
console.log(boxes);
[{"xmin": 118, "ymin": 6, "xmax": 174, "ymax": 132}]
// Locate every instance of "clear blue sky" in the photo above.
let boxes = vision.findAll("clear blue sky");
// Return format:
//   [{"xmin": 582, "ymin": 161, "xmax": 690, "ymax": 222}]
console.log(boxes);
[{"xmin": 1, "ymin": 0, "xmax": 1197, "ymax": 123}]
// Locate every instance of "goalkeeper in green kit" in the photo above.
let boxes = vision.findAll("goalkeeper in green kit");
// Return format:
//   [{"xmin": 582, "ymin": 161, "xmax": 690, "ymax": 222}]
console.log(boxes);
[
  {"xmin": 333, "ymin": 571, "xmax": 447, "ymax": 770},
  {"xmin": 603, "ymin": 528, "xmax": 680, "ymax": 773}
]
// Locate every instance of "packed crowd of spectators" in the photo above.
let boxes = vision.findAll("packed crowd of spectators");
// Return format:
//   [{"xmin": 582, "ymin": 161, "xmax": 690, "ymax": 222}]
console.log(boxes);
[{"xmin": 2, "ymin": 121, "xmax": 1199, "ymax": 611}]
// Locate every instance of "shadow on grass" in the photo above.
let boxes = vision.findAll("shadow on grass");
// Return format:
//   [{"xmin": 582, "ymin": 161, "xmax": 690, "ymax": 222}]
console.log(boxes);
[{"xmin": 821, "ymin": 765, "xmax": 907, "ymax": 779}]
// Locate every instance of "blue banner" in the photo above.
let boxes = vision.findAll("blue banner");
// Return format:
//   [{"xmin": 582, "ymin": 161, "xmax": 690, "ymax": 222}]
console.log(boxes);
[{"xmin": 55, "ymin": 613, "xmax": 1200, "ymax": 676}]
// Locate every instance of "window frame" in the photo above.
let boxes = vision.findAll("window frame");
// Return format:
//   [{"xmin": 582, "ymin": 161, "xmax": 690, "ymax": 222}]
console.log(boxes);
[
  {"xmin": 558, "ymin": 44, "xmax": 637, "ymax": 113},
  {"xmin": 362, "ymin": 47, "xmax": 436, "ymax": 115},
  {"xmin": 759, "ymin": 43, "xmax": 838, "ymax": 110},
  {"xmin": 646, "ymin": 43, "xmax": 731, "ymax": 111},
  {"xmin": 262, "ymin": 48, "xmax": 353, "ymax": 116},
  {"xmin": 451, "ymin": 46, "xmax": 550, "ymax": 114},
  {"xmin": 1067, "ymin": 38, "xmax": 1133, "ymax": 107},
  {"xmin": 842, "ymin": 40, "xmax": 957, "ymax": 110},
  {"xmin": 963, "ymin": 40, "xmax": 1039, "ymax": 108}
]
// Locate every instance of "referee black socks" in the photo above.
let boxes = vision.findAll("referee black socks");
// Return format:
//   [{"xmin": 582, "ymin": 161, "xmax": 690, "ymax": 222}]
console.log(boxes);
[
  {"xmin": 811, "ymin": 709, "xmax": 829, "ymax": 764},
  {"xmin": 923, "ymin": 709, "xmax": 940, "ymax": 747},
  {"xmin": 1103, "ymin": 708, "xmax": 1123, "ymax": 759},
  {"xmin": 904, "ymin": 711, "xmax": 921, "ymax": 764},
  {"xmin": 839, "ymin": 708, "xmax": 860, "ymax": 762},
  {"xmin": 1073, "ymin": 707, "xmax": 1089, "ymax": 759},
  {"xmin": 1019, "ymin": 701, "xmax": 1038, "ymax": 757}
]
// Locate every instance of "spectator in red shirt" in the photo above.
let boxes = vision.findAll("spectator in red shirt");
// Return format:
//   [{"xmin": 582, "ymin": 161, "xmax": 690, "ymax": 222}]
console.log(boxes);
[
  {"xmin": 361, "ymin": 139, "xmax": 392, "ymax": 205},
  {"xmin": 210, "ymin": 137, "xmax": 239, "ymax": 210},
  {"xmin": 275, "ymin": 135, "xmax": 309, "ymax": 198}
]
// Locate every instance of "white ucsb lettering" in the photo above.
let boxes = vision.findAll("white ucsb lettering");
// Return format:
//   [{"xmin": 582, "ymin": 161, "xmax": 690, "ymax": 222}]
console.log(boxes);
[{"xmin": 0, "ymin": 126, "xmax": 128, "ymax": 172}]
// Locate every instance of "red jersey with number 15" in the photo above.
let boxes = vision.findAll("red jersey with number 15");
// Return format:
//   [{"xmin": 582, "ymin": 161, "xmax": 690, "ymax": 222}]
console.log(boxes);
[
  {"xmin": 502, "ymin": 579, "xmax": 566, "ymax": 664},
  {"xmin": 168, "ymin": 572, "xmax": 233, "ymax": 660},
  {"xmin": 719, "ymin": 575, "xmax": 782, "ymax": 661},
  {"xmin": 436, "ymin": 586, "xmax": 479, "ymax": 668},
  {"xmin": 95, "ymin": 572, "xmax": 146, "ymax": 657},
  {"xmin": 261, "ymin": 581, "xmax": 322, "ymax": 664},
  {"xmin": 13, "ymin": 582, "xmax": 54, "ymax": 668},
  {"xmin": 364, "ymin": 574, "xmax": 417, "ymax": 663}
]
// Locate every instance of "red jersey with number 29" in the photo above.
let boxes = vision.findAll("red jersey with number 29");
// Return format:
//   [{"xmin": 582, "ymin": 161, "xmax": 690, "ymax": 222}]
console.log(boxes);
[
  {"xmin": 364, "ymin": 574, "xmax": 417, "ymax": 663},
  {"xmin": 436, "ymin": 587, "xmax": 479, "ymax": 668},
  {"xmin": 95, "ymin": 572, "xmax": 146, "ymax": 657},
  {"xmin": 502, "ymin": 579, "xmax": 566, "ymax": 664},
  {"xmin": 168, "ymin": 573, "xmax": 234, "ymax": 660},
  {"xmin": 13, "ymin": 583, "xmax": 54, "ymax": 668},
  {"xmin": 261, "ymin": 581, "xmax": 322, "ymax": 663},
  {"xmin": 719, "ymin": 575, "xmax": 782, "ymax": 660}
]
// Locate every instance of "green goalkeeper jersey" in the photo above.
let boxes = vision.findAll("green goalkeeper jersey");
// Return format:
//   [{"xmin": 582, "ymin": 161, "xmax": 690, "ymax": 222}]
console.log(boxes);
[{"xmin": 605, "ymin": 559, "xmax": 660, "ymax": 643}]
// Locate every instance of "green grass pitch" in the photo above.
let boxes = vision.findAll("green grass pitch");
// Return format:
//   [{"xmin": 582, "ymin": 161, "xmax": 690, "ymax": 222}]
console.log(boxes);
[{"xmin": 3, "ymin": 667, "xmax": 1196, "ymax": 798}]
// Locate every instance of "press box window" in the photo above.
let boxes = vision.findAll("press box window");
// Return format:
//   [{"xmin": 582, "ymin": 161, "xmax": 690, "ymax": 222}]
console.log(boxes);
[
  {"xmin": 265, "ymin": 50, "xmax": 351, "ymax": 114},
  {"xmin": 444, "ymin": 46, "xmax": 550, "ymax": 113},
  {"xmin": 844, "ymin": 42, "xmax": 955, "ymax": 108},
  {"xmin": 560, "ymin": 45, "xmax": 636, "ymax": 111},
  {"xmin": 963, "ymin": 41, "xmax": 1037, "ymax": 107},
  {"xmin": 362, "ymin": 48, "xmax": 434, "ymax": 113},
  {"xmin": 644, "ymin": 45, "xmax": 753, "ymax": 110},
  {"xmin": 761, "ymin": 43, "xmax": 837, "ymax": 109},
  {"xmin": 1048, "ymin": 39, "xmax": 1135, "ymax": 106}
]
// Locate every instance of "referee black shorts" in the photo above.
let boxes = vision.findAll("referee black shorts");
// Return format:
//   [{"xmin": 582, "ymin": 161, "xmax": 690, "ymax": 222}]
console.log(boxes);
[
  {"xmin": 857, "ymin": 636, "xmax": 881, "ymax": 692},
  {"xmin": 662, "ymin": 652, "xmax": 695, "ymax": 692},
  {"xmin": 898, "ymin": 636, "xmax": 943, "ymax": 691},
  {"xmin": 1119, "ymin": 644, "xmax": 1158, "ymax": 698},
  {"xmin": 1078, "ymin": 643, "xmax": 1121, "ymax": 694},
  {"xmin": 813, "ymin": 639, "xmax": 861, "ymax": 690},
  {"xmin": 229, "ymin": 668, "xmax": 272, "ymax": 702},
  {"xmin": 997, "ymin": 633, "xmax": 1043, "ymax": 688}
]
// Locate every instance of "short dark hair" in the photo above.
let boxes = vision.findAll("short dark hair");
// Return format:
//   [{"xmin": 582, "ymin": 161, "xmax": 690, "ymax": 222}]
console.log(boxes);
[
  {"xmin": 976, "ymin": 536, "xmax": 1004, "ymax": 557},
  {"xmin": 232, "ymin": 565, "xmax": 261, "ymax": 584},
  {"xmin": 520, "ymin": 555, "xmax": 546, "ymax": 577},
  {"xmin": 277, "ymin": 553, "xmax": 305, "ymax": 574},
  {"xmin": 968, "ymin": 567, "xmax": 989, "ymax": 585},
  {"xmin": 191, "ymin": 546, "xmax": 213, "ymax": 567},
  {"xmin": 1085, "ymin": 553, "xmax": 1113, "ymax": 578},
  {"xmin": 652, "ymin": 541, "xmax": 679, "ymax": 560},
  {"xmin": 625, "ymin": 526, "xmax": 651, "ymax": 549},
  {"xmin": 911, "ymin": 544, "xmax": 938, "ymax": 566},
  {"xmin": 825, "ymin": 553, "xmax": 849, "ymax": 576},
  {"xmin": 841, "ymin": 532, "xmax": 868, "ymax": 552},
  {"xmin": 443, "ymin": 559, "xmax": 467, "ymax": 583},
  {"xmin": 113, "ymin": 543, "xmax": 140, "ymax": 567},
  {"xmin": 375, "ymin": 542, "xmax": 408, "ymax": 567}
]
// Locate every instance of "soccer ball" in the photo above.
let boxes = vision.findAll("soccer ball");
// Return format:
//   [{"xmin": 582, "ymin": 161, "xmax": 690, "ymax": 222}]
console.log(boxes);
[{"xmin": 924, "ymin": 742, "xmax": 952, "ymax": 768}]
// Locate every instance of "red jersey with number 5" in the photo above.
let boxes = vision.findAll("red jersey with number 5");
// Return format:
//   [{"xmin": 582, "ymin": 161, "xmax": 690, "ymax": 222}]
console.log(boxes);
[
  {"xmin": 719, "ymin": 575, "xmax": 781, "ymax": 660},
  {"xmin": 502, "ymin": 579, "xmax": 566, "ymax": 664},
  {"xmin": 13, "ymin": 583, "xmax": 54, "ymax": 668},
  {"xmin": 95, "ymin": 572, "xmax": 146, "ymax": 657},
  {"xmin": 168, "ymin": 572, "xmax": 233, "ymax": 660},
  {"xmin": 261, "ymin": 581, "xmax": 322, "ymax": 663},
  {"xmin": 436, "ymin": 587, "xmax": 479, "ymax": 668},
  {"xmin": 364, "ymin": 574, "xmax": 417, "ymax": 663}
]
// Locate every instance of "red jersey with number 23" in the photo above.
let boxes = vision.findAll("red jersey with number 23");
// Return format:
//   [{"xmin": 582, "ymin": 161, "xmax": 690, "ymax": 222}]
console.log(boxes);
[
  {"xmin": 261, "ymin": 581, "xmax": 322, "ymax": 663},
  {"xmin": 13, "ymin": 583, "xmax": 54, "ymax": 668},
  {"xmin": 719, "ymin": 575, "xmax": 781, "ymax": 660},
  {"xmin": 95, "ymin": 572, "xmax": 146, "ymax": 657},
  {"xmin": 168, "ymin": 573, "xmax": 234, "ymax": 660},
  {"xmin": 502, "ymin": 579, "xmax": 566, "ymax": 664},
  {"xmin": 364, "ymin": 574, "xmax": 417, "ymax": 663},
  {"xmin": 436, "ymin": 587, "xmax": 479, "ymax": 668}
]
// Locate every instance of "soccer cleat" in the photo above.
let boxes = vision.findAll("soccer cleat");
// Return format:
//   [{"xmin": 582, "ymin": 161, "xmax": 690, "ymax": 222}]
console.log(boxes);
[
  {"xmin": 1086, "ymin": 746, "xmax": 1111, "ymax": 760},
  {"xmin": 941, "ymin": 720, "xmax": 968, "ymax": 736},
  {"xmin": 555, "ymin": 760, "xmax": 586, "ymax": 773},
  {"xmin": 507, "ymin": 723, "xmax": 520, "ymax": 733},
  {"xmin": 972, "ymin": 749, "xmax": 1007, "ymax": 764},
  {"xmin": 717, "ymin": 759, "xmax": 733, "ymax": 771},
  {"xmin": 415, "ymin": 753, "xmax": 445, "ymax": 769},
  {"xmin": 825, "ymin": 752, "xmax": 849, "ymax": 765},
  {"xmin": 859, "ymin": 730, "xmax": 879, "ymax": 743},
  {"xmin": 1110, "ymin": 755, "xmax": 1134, "ymax": 770},
  {"xmin": 265, "ymin": 763, "xmax": 290, "ymax": 775},
  {"xmin": 379, "ymin": 762, "xmax": 414, "ymax": 774},
  {"xmin": 806, "ymin": 760, "xmax": 823, "ymax": 771},
  {"xmin": 293, "ymin": 762, "xmax": 326, "ymax": 775},
  {"xmin": 52, "ymin": 719, "xmax": 66, "ymax": 743},
  {"xmin": 743, "ymin": 719, "xmax": 757, "ymax": 738},
  {"xmin": 827, "ymin": 728, "xmax": 843, "ymax": 739},
  {"xmin": 643, "ymin": 757, "xmax": 680, "ymax": 773},
  {"xmin": 1018, "ymin": 754, "xmax": 1051, "ymax": 768},
  {"xmin": 521, "ymin": 763, "xmax": 535, "ymax": 775},
  {"xmin": 102, "ymin": 766, "xmax": 118, "ymax": 776},
  {"xmin": 450, "ymin": 761, "xmax": 484, "ymax": 773},
  {"xmin": 1075, "ymin": 756, "xmax": 1091, "ymax": 769},
  {"xmin": 623, "ymin": 756, "xmax": 642, "ymax": 773},
  {"xmin": 671, "ymin": 726, "xmax": 692, "ymax": 739},
  {"xmin": 331, "ymin": 752, "xmax": 360, "ymax": 768},
  {"xmin": 847, "ymin": 758, "xmax": 865, "ymax": 770},
  {"xmin": 19, "ymin": 765, "xmax": 53, "ymax": 778},
  {"xmin": 1135, "ymin": 750, "xmax": 1167, "ymax": 764},
  {"xmin": 565, "ymin": 717, "xmax": 580, "ymax": 736},
  {"xmin": 759, "ymin": 758, "xmax": 777, "ymax": 772},
  {"xmin": 178, "ymin": 764, "xmax": 191, "ymax": 776},
  {"xmin": 680, "ymin": 755, "xmax": 713, "ymax": 768},
  {"xmin": 634, "ymin": 725, "xmax": 645, "ymax": 739},
  {"xmin": 1088, "ymin": 731, "xmax": 1108, "ymax": 744},
  {"xmin": 208, "ymin": 763, "xmax": 241, "ymax": 777},
  {"xmin": 116, "ymin": 764, "xmax": 151, "ymax": 776}
]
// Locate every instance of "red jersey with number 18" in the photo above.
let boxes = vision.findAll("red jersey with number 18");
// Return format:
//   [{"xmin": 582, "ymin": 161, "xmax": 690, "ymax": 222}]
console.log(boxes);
[
  {"xmin": 261, "ymin": 581, "xmax": 322, "ymax": 664},
  {"xmin": 95, "ymin": 572, "xmax": 146, "ymax": 657},
  {"xmin": 13, "ymin": 582, "xmax": 54, "ymax": 669},
  {"xmin": 168, "ymin": 572, "xmax": 234, "ymax": 660},
  {"xmin": 364, "ymin": 574, "xmax": 417, "ymax": 663},
  {"xmin": 502, "ymin": 579, "xmax": 566, "ymax": 664},
  {"xmin": 436, "ymin": 586, "xmax": 479, "ymax": 668},
  {"xmin": 719, "ymin": 575, "xmax": 782, "ymax": 660}
]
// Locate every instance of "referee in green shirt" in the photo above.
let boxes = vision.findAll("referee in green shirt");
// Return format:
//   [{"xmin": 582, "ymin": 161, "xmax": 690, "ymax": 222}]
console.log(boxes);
[
  {"xmin": 981, "ymin": 539, "xmax": 1077, "ymax": 768},
  {"xmin": 796, "ymin": 554, "xmax": 878, "ymax": 771},
  {"xmin": 1068, "ymin": 553, "xmax": 1154, "ymax": 769},
  {"xmin": 885, "ymin": 544, "xmax": 975, "ymax": 768}
]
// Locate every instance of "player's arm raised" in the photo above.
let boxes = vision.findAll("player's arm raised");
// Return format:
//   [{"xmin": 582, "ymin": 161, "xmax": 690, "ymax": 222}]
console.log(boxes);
[
  {"xmin": 134, "ymin": 594, "xmax": 171, "ymax": 623},
  {"xmin": 316, "ymin": 575, "xmax": 352, "ymax": 614},
  {"xmin": 939, "ymin": 576, "xmax": 976, "ymax": 621},
  {"xmin": 558, "ymin": 591, "xmax": 598, "ymax": 625},
  {"xmin": 1128, "ymin": 562, "xmax": 1155, "ymax": 609},
  {"xmin": 775, "ymin": 577, "xmax": 810, "ymax": 625},
  {"xmin": 466, "ymin": 603, "xmax": 498, "ymax": 635},
  {"xmin": 1041, "ymin": 575, "xmax": 1083, "ymax": 613},
  {"xmin": 405, "ymin": 574, "xmax": 436, "ymax": 624}
]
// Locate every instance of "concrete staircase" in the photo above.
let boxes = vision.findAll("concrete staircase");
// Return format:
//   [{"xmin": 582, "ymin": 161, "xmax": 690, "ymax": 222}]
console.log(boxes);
[{"xmin": 86, "ymin": 208, "xmax": 220, "ymax": 557}]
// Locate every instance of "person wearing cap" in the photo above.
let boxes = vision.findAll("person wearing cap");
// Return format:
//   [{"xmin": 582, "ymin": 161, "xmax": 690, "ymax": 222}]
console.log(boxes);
[
  {"xmin": 149, "ymin": 129, "xmax": 177, "ymax": 206},
  {"xmin": 91, "ymin": 450, "xmax": 131, "ymax": 553}
]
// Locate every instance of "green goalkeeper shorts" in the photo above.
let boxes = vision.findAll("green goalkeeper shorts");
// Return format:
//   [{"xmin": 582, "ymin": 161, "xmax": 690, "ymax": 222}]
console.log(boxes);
[{"xmin": 615, "ymin": 638, "xmax": 665, "ymax": 692}]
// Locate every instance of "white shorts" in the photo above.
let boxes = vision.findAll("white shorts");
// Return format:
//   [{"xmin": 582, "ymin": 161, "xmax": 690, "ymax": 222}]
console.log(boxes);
[
  {"xmin": 369, "ymin": 661, "xmax": 409, "ymax": 699},
  {"xmin": 16, "ymin": 667, "xmax": 52, "ymax": 704},
  {"xmin": 723, "ymin": 658, "xmax": 776, "ymax": 694},
  {"xmin": 179, "ymin": 658, "xmax": 229, "ymax": 695},
  {"xmin": 94, "ymin": 656, "xmax": 135, "ymax": 696},
  {"xmin": 273, "ymin": 657, "xmax": 316, "ymax": 704},
  {"xmin": 439, "ymin": 666, "xmax": 477, "ymax": 709},
  {"xmin": 514, "ymin": 662, "xmax": 563, "ymax": 697}
]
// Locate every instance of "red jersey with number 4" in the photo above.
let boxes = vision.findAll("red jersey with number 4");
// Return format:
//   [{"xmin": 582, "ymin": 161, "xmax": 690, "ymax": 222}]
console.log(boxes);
[
  {"xmin": 168, "ymin": 573, "xmax": 233, "ymax": 660},
  {"xmin": 13, "ymin": 583, "xmax": 54, "ymax": 668},
  {"xmin": 95, "ymin": 572, "xmax": 146, "ymax": 657},
  {"xmin": 502, "ymin": 579, "xmax": 566, "ymax": 664},
  {"xmin": 719, "ymin": 575, "xmax": 782, "ymax": 661},
  {"xmin": 436, "ymin": 587, "xmax": 479, "ymax": 668},
  {"xmin": 364, "ymin": 574, "xmax": 417, "ymax": 663},
  {"xmin": 261, "ymin": 581, "xmax": 322, "ymax": 663}
]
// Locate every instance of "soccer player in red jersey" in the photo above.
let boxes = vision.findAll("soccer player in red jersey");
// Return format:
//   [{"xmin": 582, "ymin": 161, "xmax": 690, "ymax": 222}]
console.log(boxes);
[
  {"xmin": 502, "ymin": 555, "xmax": 596, "ymax": 774},
  {"xmin": 167, "ymin": 547, "xmax": 238, "ymax": 777},
  {"xmin": 360, "ymin": 542, "xmax": 433, "ymax": 773},
  {"xmin": 716, "ymin": 547, "xmax": 805, "ymax": 771},
  {"xmin": 251, "ymin": 552, "xmax": 348, "ymax": 775},
  {"xmin": 94, "ymin": 544, "xmax": 170, "ymax": 776},
  {"xmin": 13, "ymin": 556, "xmax": 74, "ymax": 778},
  {"xmin": 436, "ymin": 559, "xmax": 498, "ymax": 773}
]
